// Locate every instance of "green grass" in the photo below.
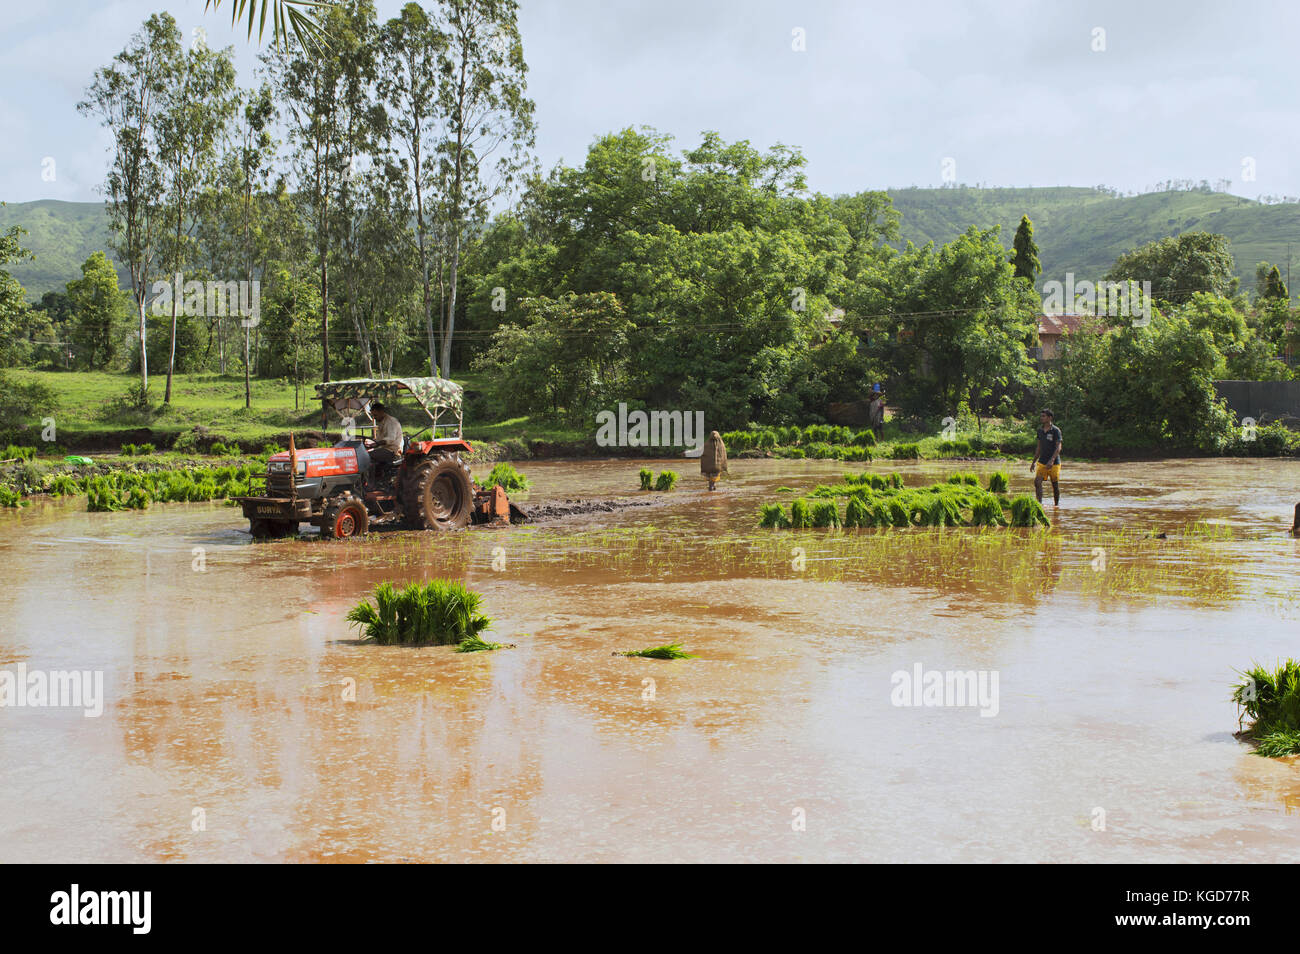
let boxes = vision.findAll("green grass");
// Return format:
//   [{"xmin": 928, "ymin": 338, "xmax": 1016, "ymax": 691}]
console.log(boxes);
[
  {"xmin": 345, "ymin": 580, "xmax": 492, "ymax": 647},
  {"xmin": 617, "ymin": 643, "xmax": 695, "ymax": 659},
  {"xmin": 1232, "ymin": 660, "xmax": 1300, "ymax": 757}
]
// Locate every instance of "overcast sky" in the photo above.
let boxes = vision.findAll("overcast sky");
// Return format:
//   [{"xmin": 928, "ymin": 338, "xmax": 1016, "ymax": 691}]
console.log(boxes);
[{"xmin": 3, "ymin": 0, "xmax": 1298, "ymax": 204}]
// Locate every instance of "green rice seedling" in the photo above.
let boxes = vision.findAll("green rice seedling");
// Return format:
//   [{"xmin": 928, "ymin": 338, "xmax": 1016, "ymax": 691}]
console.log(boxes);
[
  {"xmin": 775, "ymin": 486, "xmax": 795, "ymax": 493},
  {"xmin": 804, "ymin": 442, "xmax": 832, "ymax": 459},
  {"xmin": 843, "ymin": 495, "xmax": 871, "ymax": 528},
  {"xmin": 789, "ymin": 498, "xmax": 812, "ymax": 529},
  {"xmin": 722, "ymin": 430, "xmax": 752, "ymax": 451},
  {"xmin": 810, "ymin": 500, "xmax": 841, "ymax": 528},
  {"xmin": 1232, "ymin": 660, "xmax": 1300, "ymax": 756},
  {"xmin": 484, "ymin": 462, "xmax": 530, "ymax": 492},
  {"xmin": 47, "ymin": 474, "xmax": 83, "ymax": 497},
  {"xmin": 138, "ymin": 443, "xmax": 155, "ymax": 455},
  {"xmin": 654, "ymin": 470, "xmax": 679, "ymax": 491},
  {"xmin": 1008, "ymin": 494, "xmax": 1050, "ymax": 527},
  {"xmin": 946, "ymin": 472, "xmax": 979, "ymax": 486},
  {"xmin": 638, "ymin": 467, "xmax": 653, "ymax": 490},
  {"xmin": 891, "ymin": 442, "xmax": 920, "ymax": 459},
  {"xmin": 987, "ymin": 471, "xmax": 1010, "ymax": 493},
  {"xmin": 759, "ymin": 503, "xmax": 791, "ymax": 528},
  {"xmin": 969, "ymin": 493, "xmax": 1009, "ymax": 527},
  {"xmin": 346, "ymin": 579, "xmax": 492, "ymax": 647},
  {"xmin": 120, "ymin": 443, "xmax": 138, "ymax": 456},
  {"xmin": 777, "ymin": 425, "xmax": 801, "ymax": 445},
  {"xmin": 852, "ymin": 430, "xmax": 876, "ymax": 447},
  {"xmin": 925, "ymin": 494, "xmax": 965, "ymax": 526},
  {"xmin": 455, "ymin": 635, "xmax": 511, "ymax": 653},
  {"xmin": 755, "ymin": 431, "xmax": 777, "ymax": 450},
  {"xmin": 618, "ymin": 643, "xmax": 695, "ymax": 660},
  {"xmin": 844, "ymin": 446, "xmax": 872, "ymax": 462},
  {"xmin": 777, "ymin": 447, "xmax": 805, "ymax": 459},
  {"xmin": 263, "ymin": 443, "xmax": 284, "ymax": 456},
  {"xmin": 802, "ymin": 425, "xmax": 828, "ymax": 443},
  {"xmin": 940, "ymin": 439, "xmax": 971, "ymax": 456},
  {"xmin": 126, "ymin": 486, "xmax": 151, "ymax": 510}
]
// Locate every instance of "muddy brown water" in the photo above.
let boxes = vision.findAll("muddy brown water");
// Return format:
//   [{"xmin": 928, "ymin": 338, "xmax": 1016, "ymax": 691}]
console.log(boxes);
[{"xmin": 1, "ymin": 457, "xmax": 1297, "ymax": 862}]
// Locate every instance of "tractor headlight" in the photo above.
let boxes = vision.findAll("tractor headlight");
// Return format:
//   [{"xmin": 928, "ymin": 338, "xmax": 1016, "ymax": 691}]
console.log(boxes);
[{"xmin": 269, "ymin": 460, "xmax": 290, "ymax": 474}]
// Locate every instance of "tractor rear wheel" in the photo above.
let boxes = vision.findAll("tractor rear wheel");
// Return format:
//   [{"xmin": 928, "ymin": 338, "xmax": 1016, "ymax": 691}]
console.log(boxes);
[
  {"xmin": 323, "ymin": 496, "xmax": 369, "ymax": 539},
  {"xmin": 403, "ymin": 454, "xmax": 472, "ymax": 530}
]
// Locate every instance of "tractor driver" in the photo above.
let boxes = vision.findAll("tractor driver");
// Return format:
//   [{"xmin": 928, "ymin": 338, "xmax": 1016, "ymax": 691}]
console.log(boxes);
[{"xmin": 368, "ymin": 402, "xmax": 404, "ymax": 470}]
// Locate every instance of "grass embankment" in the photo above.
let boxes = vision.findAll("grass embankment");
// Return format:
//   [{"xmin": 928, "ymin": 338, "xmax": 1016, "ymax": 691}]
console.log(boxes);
[
  {"xmin": 758, "ymin": 469, "xmax": 1049, "ymax": 529},
  {"xmin": 1233, "ymin": 660, "xmax": 1300, "ymax": 757}
]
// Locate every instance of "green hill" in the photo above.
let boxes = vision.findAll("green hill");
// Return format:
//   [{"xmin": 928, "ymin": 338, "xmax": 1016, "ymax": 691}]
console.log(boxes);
[
  {"xmin": 888, "ymin": 186, "xmax": 1300, "ymax": 293},
  {"xmin": 4, "ymin": 189, "xmax": 1300, "ymax": 300}
]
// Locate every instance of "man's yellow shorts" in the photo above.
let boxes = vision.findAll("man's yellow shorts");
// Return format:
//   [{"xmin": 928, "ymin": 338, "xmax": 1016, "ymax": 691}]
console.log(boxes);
[{"xmin": 1035, "ymin": 463, "xmax": 1061, "ymax": 481}]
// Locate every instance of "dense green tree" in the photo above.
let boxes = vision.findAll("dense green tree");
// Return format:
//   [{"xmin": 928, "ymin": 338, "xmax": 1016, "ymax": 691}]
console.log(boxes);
[
  {"xmin": 1009, "ymin": 214, "xmax": 1041, "ymax": 282},
  {"xmin": 67, "ymin": 252, "xmax": 129, "ymax": 370},
  {"xmin": 1104, "ymin": 231, "xmax": 1237, "ymax": 305}
]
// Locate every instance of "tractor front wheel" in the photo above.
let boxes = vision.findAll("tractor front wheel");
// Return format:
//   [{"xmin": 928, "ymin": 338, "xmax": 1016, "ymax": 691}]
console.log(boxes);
[
  {"xmin": 322, "ymin": 497, "xmax": 369, "ymax": 539},
  {"xmin": 402, "ymin": 454, "xmax": 473, "ymax": 531}
]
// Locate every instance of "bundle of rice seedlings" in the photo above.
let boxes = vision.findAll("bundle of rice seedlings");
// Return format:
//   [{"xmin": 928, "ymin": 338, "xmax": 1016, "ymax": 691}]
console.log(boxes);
[
  {"xmin": 890, "ymin": 443, "xmax": 921, "ymax": 459},
  {"xmin": 969, "ymin": 493, "xmax": 1009, "ymax": 527},
  {"xmin": 775, "ymin": 486, "xmax": 795, "ymax": 493},
  {"xmin": 617, "ymin": 643, "xmax": 695, "ymax": 659},
  {"xmin": 1008, "ymin": 494, "xmax": 1050, "ymax": 527},
  {"xmin": 925, "ymin": 493, "xmax": 965, "ymax": 526},
  {"xmin": 946, "ymin": 472, "xmax": 979, "ymax": 486},
  {"xmin": 810, "ymin": 500, "xmax": 841, "ymax": 528},
  {"xmin": 1232, "ymin": 660, "xmax": 1300, "ymax": 757},
  {"xmin": 346, "ymin": 579, "xmax": 492, "ymax": 647},
  {"xmin": 455, "ymin": 635, "xmax": 511, "ymax": 653},
  {"xmin": 654, "ymin": 470, "xmax": 679, "ymax": 491},
  {"xmin": 987, "ymin": 471, "xmax": 1010, "ymax": 493},
  {"xmin": 843, "ymin": 495, "xmax": 872, "ymax": 528},
  {"xmin": 789, "ymin": 498, "xmax": 812, "ymax": 529},
  {"xmin": 777, "ymin": 426, "xmax": 801, "ymax": 445},
  {"xmin": 755, "ymin": 431, "xmax": 778, "ymax": 450},
  {"xmin": 638, "ymin": 467, "xmax": 654, "ymax": 490},
  {"xmin": 484, "ymin": 462, "xmax": 530, "ymax": 492},
  {"xmin": 804, "ymin": 442, "xmax": 833, "ymax": 459},
  {"xmin": 759, "ymin": 503, "xmax": 791, "ymax": 528},
  {"xmin": 852, "ymin": 430, "xmax": 876, "ymax": 447}
]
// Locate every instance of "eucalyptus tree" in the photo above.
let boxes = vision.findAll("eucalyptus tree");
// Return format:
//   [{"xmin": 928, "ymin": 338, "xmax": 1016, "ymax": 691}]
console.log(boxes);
[
  {"xmin": 435, "ymin": 0, "xmax": 535, "ymax": 376},
  {"xmin": 378, "ymin": 3, "xmax": 448, "ymax": 374},
  {"xmin": 157, "ymin": 37, "xmax": 238, "ymax": 402},
  {"xmin": 78, "ymin": 13, "xmax": 180, "ymax": 394},
  {"xmin": 265, "ymin": 0, "xmax": 379, "ymax": 381}
]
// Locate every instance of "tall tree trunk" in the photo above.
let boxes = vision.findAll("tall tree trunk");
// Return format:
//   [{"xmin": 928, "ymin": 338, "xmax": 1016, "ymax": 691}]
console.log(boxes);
[
  {"xmin": 244, "ymin": 326, "xmax": 251, "ymax": 409},
  {"xmin": 440, "ymin": 227, "xmax": 460, "ymax": 377},
  {"xmin": 137, "ymin": 293, "xmax": 149, "ymax": 393}
]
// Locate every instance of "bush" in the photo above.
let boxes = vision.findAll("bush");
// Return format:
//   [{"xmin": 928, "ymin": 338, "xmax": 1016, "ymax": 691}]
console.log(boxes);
[
  {"xmin": 638, "ymin": 467, "xmax": 654, "ymax": 490},
  {"xmin": 1232, "ymin": 660, "xmax": 1300, "ymax": 757},
  {"xmin": 172, "ymin": 430, "xmax": 200, "ymax": 454},
  {"xmin": 345, "ymin": 580, "xmax": 492, "ymax": 647},
  {"xmin": 484, "ymin": 462, "xmax": 530, "ymax": 492},
  {"xmin": 654, "ymin": 470, "xmax": 679, "ymax": 491}
]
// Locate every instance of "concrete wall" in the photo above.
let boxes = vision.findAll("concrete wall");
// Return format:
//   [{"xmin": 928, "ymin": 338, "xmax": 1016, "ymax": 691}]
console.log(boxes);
[{"xmin": 1214, "ymin": 380, "xmax": 1300, "ymax": 422}]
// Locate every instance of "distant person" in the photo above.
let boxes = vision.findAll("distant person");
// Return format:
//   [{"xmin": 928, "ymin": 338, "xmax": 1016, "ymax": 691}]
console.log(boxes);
[
  {"xmin": 868, "ymin": 385, "xmax": 886, "ymax": 439},
  {"xmin": 1292, "ymin": 503, "xmax": 1300, "ymax": 537},
  {"xmin": 701, "ymin": 431, "xmax": 728, "ymax": 490},
  {"xmin": 369, "ymin": 402, "xmax": 403, "ymax": 469},
  {"xmin": 1031, "ymin": 409, "xmax": 1063, "ymax": 506}
]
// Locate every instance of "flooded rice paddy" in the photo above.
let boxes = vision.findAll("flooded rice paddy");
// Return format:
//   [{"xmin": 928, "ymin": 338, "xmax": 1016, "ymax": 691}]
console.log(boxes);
[{"xmin": 1, "ymin": 457, "xmax": 1297, "ymax": 862}]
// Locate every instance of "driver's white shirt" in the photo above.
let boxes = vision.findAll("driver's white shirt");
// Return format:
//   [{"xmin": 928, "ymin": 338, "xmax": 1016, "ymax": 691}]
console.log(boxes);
[{"xmin": 374, "ymin": 414, "xmax": 403, "ymax": 454}]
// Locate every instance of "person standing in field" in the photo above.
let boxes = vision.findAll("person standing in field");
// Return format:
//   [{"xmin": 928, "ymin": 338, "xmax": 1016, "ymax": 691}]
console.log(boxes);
[
  {"xmin": 1031, "ymin": 409, "xmax": 1063, "ymax": 506},
  {"xmin": 868, "ymin": 385, "xmax": 886, "ymax": 439},
  {"xmin": 701, "ymin": 431, "xmax": 728, "ymax": 490}
]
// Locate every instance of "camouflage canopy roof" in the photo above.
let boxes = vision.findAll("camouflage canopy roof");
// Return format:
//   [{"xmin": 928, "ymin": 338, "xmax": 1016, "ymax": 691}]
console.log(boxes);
[{"xmin": 314, "ymin": 377, "xmax": 463, "ymax": 414}]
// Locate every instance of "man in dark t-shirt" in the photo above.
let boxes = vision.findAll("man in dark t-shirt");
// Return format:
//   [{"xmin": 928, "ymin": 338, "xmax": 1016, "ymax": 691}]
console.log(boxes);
[{"xmin": 1031, "ymin": 409, "xmax": 1063, "ymax": 506}]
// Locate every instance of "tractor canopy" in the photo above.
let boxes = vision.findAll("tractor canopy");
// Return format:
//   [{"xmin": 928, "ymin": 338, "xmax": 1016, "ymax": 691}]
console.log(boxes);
[{"xmin": 314, "ymin": 377, "xmax": 464, "ymax": 437}]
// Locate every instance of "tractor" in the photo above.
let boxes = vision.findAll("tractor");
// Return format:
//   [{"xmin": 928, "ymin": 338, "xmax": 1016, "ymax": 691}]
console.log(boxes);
[{"xmin": 235, "ymin": 376, "xmax": 518, "ymax": 539}]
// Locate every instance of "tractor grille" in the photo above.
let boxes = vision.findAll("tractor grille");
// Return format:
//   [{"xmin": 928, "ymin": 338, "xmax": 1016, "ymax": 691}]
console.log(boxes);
[{"xmin": 268, "ymin": 474, "xmax": 295, "ymax": 496}]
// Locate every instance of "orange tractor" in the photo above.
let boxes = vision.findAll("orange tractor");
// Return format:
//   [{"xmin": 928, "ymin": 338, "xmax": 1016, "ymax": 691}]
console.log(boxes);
[{"xmin": 235, "ymin": 377, "xmax": 520, "ymax": 539}]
